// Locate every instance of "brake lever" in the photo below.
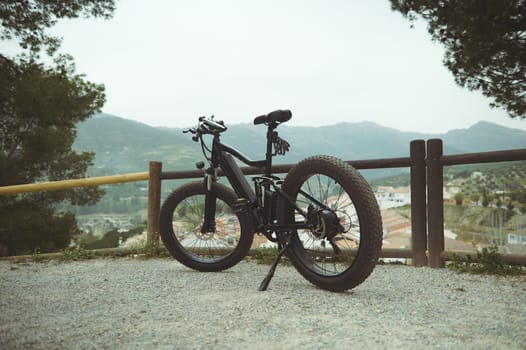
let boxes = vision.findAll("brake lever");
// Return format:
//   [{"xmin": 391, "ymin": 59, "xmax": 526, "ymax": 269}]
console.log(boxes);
[{"xmin": 183, "ymin": 127, "xmax": 201, "ymax": 142}]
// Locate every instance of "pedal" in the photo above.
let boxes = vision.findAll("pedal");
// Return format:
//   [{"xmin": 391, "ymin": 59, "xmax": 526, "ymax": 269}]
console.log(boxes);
[{"xmin": 231, "ymin": 198, "xmax": 251, "ymax": 213}]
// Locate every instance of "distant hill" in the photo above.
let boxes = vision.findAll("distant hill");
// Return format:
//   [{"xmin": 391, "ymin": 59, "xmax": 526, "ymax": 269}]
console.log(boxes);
[
  {"xmin": 74, "ymin": 113, "xmax": 526, "ymax": 178},
  {"xmin": 74, "ymin": 113, "xmax": 198, "ymax": 174},
  {"xmin": 442, "ymin": 121, "xmax": 526, "ymax": 153}
]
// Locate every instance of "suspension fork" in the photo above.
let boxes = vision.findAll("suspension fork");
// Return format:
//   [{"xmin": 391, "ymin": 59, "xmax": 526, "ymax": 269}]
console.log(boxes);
[{"xmin": 201, "ymin": 168, "xmax": 218, "ymax": 233}]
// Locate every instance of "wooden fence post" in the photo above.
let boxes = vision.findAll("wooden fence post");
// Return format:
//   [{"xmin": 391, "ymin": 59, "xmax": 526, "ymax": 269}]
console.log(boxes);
[
  {"xmin": 147, "ymin": 161, "xmax": 162, "ymax": 250},
  {"xmin": 427, "ymin": 139, "xmax": 444, "ymax": 268},
  {"xmin": 410, "ymin": 140, "xmax": 427, "ymax": 267}
]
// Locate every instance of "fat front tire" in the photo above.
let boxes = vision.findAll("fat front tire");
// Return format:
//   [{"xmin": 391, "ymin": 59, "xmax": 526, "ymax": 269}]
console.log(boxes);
[
  {"xmin": 160, "ymin": 182, "xmax": 254, "ymax": 272},
  {"xmin": 277, "ymin": 155, "xmax": 383, "ymax": 291}
]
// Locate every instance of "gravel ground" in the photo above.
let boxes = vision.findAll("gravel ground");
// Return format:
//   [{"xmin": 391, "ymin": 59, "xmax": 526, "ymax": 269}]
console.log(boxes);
[{"xmin": 0, "ymin": 258, "xmax": 525, "ymax": 350}]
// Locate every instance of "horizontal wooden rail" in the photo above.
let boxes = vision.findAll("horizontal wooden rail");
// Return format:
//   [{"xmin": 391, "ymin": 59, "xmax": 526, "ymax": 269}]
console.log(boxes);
[
  {"xmin": 440, "ymin": 148, "xmax": 526, "ymax": 166},
  {"xmin": 347, "ymin": 157, "xmax": 412, "ymax": 169},
  {"xmin": 160, "ymin": 157, "xmax": 412, "ymax": 180},
  {"xmin": 0, "ymin": 172, "xmax": 149, "ymax": 195}
]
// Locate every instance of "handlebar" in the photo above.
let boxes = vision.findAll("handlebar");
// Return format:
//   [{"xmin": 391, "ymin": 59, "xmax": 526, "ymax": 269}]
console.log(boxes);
[
  {"xmin": 183, "ymin": 115, "xmax": 227, "ymax": 142},
  {"xmin": 200, "ymin": 116, "xmax": 227, "ymax": 132}
]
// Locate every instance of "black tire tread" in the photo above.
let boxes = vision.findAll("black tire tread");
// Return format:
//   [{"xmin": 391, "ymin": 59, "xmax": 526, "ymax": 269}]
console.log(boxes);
[
  {"xmin": 159, "ymin": 182, "xmax": 254, "ymax": 272},
  {"xmin": 278, "ymin": 155, "xmax": 383, "ymax": 291}
]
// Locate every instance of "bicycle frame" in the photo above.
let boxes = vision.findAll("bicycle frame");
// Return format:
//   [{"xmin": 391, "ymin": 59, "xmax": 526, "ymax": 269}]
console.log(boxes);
[{"xmin": 203, "ymin": 124, "xmax": 312, "ymax": 240}]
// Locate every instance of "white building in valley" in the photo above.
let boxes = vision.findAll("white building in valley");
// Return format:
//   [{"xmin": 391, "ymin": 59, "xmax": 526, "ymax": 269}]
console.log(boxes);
[{"xmin": 375, "ymin": 186, "xmax": 411, "ymax": 209}]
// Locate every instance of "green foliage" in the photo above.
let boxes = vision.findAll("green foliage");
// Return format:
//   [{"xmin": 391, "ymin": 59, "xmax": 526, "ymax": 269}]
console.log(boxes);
[
  {"xmin": 0, "ymin": 199, "xmax": 78, "ymax": 255},
  {"xmin": 0, "ymin": 0, "xmax": 115, "ymax": 55},
  {"xmin": 248, "ymin": 247, "xmax": 291, "ymax": 266},
  {"xmin": 369, "ymin": 172, "xmax": 410, "ymax": 188},
  {"xmin": 444, "ymin": 205, "xmax": 519, "ymax": 245},
  {"xmin": 1, "ymin": 56, "xmax": 105, "ymax": 191},
  {"xmin": 482, "ymin": 191, "xmax": 494, "ymax": 207},
  {"xmin": 61, "ymin": 245, "xmax": 95, "ymax": 261},
  {"xmin": 391, "ymin": 0, "xmax": 526, "ymax": 119},
  {"xmin": 0, "ymin": 1, "xmax": 115, "ymax": 256},
  {"xmin": 454, "ymin": 192, "xmax": 464, "ymax": 206},
  {"xmin": 0, "ymin": 56, "xmax": 107, "ymax": 255},
  {"xmin": 82, "ymin": 229, "xmax": 120, "ymax": 250},
  {"xmin": 125, "ymin": 222, "xmax": 147, "ymax": 239},
  {"xmin": 448, "ymin": 245, "xmax": 524, "ymax": 275},
  {"xmin": 250, "ymin": 247, "xmax": 279, "ymax": 265},
  {"xmin": 504, "ymin": 198, "xmax": 515, "ymax": 213},
  {"xmin": 78, "ymin": 221, "xmax": 147, "ymax": 250},
  {"xmin": 126, "ymin": 233, "xmax": 165, "ymax": 257}
]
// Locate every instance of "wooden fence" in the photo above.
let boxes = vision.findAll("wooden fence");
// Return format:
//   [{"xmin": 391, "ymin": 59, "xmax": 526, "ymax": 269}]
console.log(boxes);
[{"xmin": 1, "ymin": 139, "xmax": 526, "ymax": 266}]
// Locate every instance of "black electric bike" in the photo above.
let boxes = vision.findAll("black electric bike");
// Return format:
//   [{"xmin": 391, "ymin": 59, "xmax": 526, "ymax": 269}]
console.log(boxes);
[{"xmin": 160, "ymin": 110, "xmax": 383, "ymax": 291}]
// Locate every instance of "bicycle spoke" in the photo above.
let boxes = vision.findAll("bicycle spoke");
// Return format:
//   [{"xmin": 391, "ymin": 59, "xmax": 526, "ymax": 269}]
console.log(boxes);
[{"xmin": 292, "ymin": 173, "xmax": 361, "ymax": 276}]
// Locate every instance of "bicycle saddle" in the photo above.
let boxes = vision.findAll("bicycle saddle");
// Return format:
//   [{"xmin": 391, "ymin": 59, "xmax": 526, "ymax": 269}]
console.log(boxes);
[{"xmin": 254, "ymin": 110, "xmax": 292, "ymax": 125}]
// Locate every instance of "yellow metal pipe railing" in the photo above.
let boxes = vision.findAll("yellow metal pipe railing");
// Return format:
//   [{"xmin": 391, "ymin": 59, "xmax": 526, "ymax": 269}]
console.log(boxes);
[{"xmin": 0, "ymin": 172, "xmax": 149, "ymax": 195}]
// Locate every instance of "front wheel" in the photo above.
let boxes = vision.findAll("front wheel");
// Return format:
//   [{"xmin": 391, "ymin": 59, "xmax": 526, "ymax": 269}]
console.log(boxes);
[
  {"xmin": 277, "ymin": 155, "xmax": 383, "ymax": 291},
  {"xmin": 160, "ymin": 182, "xmax": 254, "ymax": 272}
]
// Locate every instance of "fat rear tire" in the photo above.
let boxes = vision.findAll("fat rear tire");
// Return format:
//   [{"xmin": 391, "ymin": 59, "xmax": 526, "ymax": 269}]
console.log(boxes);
[{"xmin": 277, "ymin": 155, "xmax": 383, "ymax": 291}]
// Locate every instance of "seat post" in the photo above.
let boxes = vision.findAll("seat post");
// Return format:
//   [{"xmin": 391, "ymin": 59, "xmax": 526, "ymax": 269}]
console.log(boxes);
[{"xmin": 264, "ymin": 123, "xmax": 277, "ymax": 177}]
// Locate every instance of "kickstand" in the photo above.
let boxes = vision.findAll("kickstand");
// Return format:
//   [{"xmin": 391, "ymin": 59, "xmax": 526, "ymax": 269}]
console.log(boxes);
[{"xmin": 258, "ymin": 240, "xmax": 290, "ymax": 291}]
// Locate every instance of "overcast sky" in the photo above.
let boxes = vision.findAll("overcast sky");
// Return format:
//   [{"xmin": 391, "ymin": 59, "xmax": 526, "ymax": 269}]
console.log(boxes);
[{"xmin": 4, "ymin": 0, "xmax": 526, "ymax": 133}]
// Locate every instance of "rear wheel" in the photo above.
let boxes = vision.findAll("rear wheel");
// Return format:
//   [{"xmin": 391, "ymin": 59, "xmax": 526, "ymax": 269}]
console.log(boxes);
[
  {"xmin": 277, "ymin": 155, "xmax": 383, "ymax": 291},
  {"xmin": 160, "ymin": 182, "xmax": 254, "ymax": 271}
]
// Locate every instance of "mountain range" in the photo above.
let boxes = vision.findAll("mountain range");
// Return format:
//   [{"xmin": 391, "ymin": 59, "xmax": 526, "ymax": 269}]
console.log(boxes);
[{"xmin": 74, "ymin": 113, "xmax": 526, "ymax": 179}]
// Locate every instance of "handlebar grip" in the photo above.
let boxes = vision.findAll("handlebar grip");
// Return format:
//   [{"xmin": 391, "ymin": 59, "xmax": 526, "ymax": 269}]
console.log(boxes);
[{"xmin": 254, "ymin": 110, "xmax": 292, "ymax": 125}]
